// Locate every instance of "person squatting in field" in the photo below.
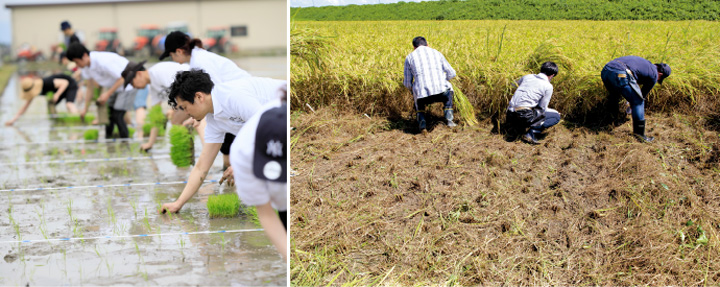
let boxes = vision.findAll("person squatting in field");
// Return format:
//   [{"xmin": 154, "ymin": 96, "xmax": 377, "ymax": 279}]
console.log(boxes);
[
  {"xmin": 506, "ymin": 62, "xmax": 561, "ymax": 145},
  {"xmin": 159, "ymin": 69, "xmax": 286, "ymax": 214},
  {"xmin": 403, "ymin": 36, "xmax": 457, "ymax": 132},
  {"xmin": 5, "ymin": 74, "xmax": 80, "ymax": 126},
  {"xmin": 160, "ymin": 31, "xmax": 252, "ymax": 171},
  {"xmin": 66, "ymin": 43, "xmax": 137, "ymax": 138},
  {"xmin": 601, "ymin": 56, "xmax": 671, "ymax": 143}
]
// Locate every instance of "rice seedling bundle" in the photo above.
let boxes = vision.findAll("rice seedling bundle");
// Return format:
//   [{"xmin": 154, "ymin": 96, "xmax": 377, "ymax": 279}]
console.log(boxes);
[
  {"xmin": 143, "ymin": 105, "xmax": 167, "ymax": 136},
  {"xmin": 207, "ymin": 193, "xmax": 240, "ymax": 218},
  {"xmin": 52, "ymin": 113, "xmax": 96, "ymax": 124},
  {"xmin": 83, "ymin": 129, "xmax": 99, "ymax": 140},
  {"xmin": 169, "ymin": 125, "xmax": 194, "ymax": 167}
]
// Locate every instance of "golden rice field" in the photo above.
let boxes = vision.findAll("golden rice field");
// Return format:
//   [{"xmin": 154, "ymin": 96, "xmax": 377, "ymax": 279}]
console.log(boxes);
[{"xmin": 290, "ymin": 20, "xmax": 720, "ymax": 125}]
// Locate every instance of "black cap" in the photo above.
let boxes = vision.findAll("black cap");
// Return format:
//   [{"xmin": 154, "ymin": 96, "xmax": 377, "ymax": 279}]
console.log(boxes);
[
  {"xmin": 159, "ymin": 31, "xmax": 189, "ymax": 60},
  {"xmin": 121, "ymin": 60, "xmax": 147, "ymax": 89},
  {"xmin": 60, "ymin": 21, "xmax": 71, "ymax": 31},
  {"xmin": 655, "ymin": 63, "xmax": 671, "ymax": 84},
  {"xmin": 252, "ymin": 104, "xmax": 287, "ymax": 183}
]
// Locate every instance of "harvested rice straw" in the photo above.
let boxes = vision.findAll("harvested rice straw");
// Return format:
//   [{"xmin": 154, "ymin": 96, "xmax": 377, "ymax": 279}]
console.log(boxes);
[{"xmin": 451, "ymin": 83, "xmax": 478, "ymax": 126}]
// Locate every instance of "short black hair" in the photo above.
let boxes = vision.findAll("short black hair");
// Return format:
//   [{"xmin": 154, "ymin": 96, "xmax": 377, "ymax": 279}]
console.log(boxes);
[
  {"xmin": 65, "ymin": 43, "xmax": 89, "ymax": 61},
  {"xmin": 167, "ymin": 69, "xmax": 214, "ymax": 110},
  {"xmin": 540, "ymin": 61, "xmax": 559, "ymax": 77},
  {"xmin": 412, "ymin": 36, "xmax": 427, "ymax": 48}
]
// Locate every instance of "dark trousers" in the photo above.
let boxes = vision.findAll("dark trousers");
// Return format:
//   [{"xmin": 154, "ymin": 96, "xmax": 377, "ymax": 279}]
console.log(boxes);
[
  {"xmin": 106, "ymin": 107, "xmax": 129, "ymax": 138},
  {"xmin": 220, "ymin": 133, "xmax": 236, "ymax": 155},
  {"xmin": 507, "ymin": 108, "xmax": 560, "ymax": 133},
  {"xmin": 415, "ymin": 89, "xmax": 453, "ymax": 112},
  {"xmin": 601, "ymin": 66, "xmax": 645, "ymax": 122},
  {"xmin": 278, "ymin": 210, "xmax": 287, "ymax": 231}
]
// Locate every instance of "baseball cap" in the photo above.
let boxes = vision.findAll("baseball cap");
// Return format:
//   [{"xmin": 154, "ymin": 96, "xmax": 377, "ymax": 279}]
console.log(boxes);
[
  {"xmin": 121, "ymin": 60, "xmax": 147, "ymax": 89},
  {"xmin": 60, "ymin": 21, "xmax": 71, "ymax": 31},
  {"xmin": 252, "ymin": 104, "xmax": 287, "ymax": 183},
  {"xmin": 159, "ymin": 31, "xmax": 188, "ymax": 60},
  {"xmin": 656, "ymin": 63, "xmax": 671, "ymax": 84}
]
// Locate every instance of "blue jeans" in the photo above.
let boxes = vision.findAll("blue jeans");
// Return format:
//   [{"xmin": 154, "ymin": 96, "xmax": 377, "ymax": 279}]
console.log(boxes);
[
  {"xmin": 134, "ymin": 87, "xmax": 149, "ymax": 110},
  {"xmin": 601, "ymin": 66, "xmax": 645, "ymax": 122}
]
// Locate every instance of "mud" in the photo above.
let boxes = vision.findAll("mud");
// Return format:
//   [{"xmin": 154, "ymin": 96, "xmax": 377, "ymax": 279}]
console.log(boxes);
[{"xmin": 290, "ymin": 108, "xmax": 720, "ymax": 285}]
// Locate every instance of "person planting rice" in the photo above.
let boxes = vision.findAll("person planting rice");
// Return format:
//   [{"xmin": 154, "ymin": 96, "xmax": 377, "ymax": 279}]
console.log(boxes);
[
  {"xmin": 601, "ymin": 56, "xmax": 671, "ymax": 142},
  {"xmin": 230, "ymin": 90, "xmax": 288, "ymax": 260},
  {"xmin": 66, "ymin": 43, "xmax": 137, "ymax": 138},
  {"xmin": 506, "ymin": 61, "xmax": 561, "ymax": 145},
  {"xmin": 403, "ymin": 36, "xmax": 457, "ymax": 132},
  {"xmin": 5, "ymin": 74, "xmax": 80, "ymax": 126},
  {"xmin": 159, "ymin": 69, "xmax": 286, "ymax": 214},
  {"xmin": 121, "ymin": 60, "xmax": 190, "ymax": 150},
  {"xmin": 160, "ymin": 31, "xmax": 251, "ymax": 169}
]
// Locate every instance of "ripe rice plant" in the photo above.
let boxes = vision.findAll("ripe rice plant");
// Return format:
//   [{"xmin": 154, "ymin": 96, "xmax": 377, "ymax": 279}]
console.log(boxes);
[
  {"xmin": 207, "ymin": 193, "xmax": 240, "ymax": 218},
  {"xmin": 291, "ymin": 20, "xmax": 720, "ymax": 126}
]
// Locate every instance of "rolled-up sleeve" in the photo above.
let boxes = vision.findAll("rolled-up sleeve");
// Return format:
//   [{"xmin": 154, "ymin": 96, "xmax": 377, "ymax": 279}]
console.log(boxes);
[{"xmin": 403, "ymin": 57, "xmax": 413, "ymax": 90}]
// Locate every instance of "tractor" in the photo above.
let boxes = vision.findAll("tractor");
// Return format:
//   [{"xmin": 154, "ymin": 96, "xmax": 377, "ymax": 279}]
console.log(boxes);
[
  {"xmin": 133, "ymin": 25, "xmax": 164, "ymax": 57},
  {"xmin": 202, "ymin": 27, "xmax": 233, "ymax": 54},
  {"xmin": 94, "ymin": 28, "xmax": 123, "ymax": 55}
]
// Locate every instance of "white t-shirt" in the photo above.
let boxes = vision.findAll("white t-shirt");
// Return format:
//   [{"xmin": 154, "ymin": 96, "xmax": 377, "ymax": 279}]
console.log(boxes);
[
  {"xmin": 148, "ymin": 62, "xmax": 190, "ymax": 106},
  {"xmin": 81, "ymin": 51, "xmax": 129, "ymax": 91},
  {"xmin": 230, "ymin": 99, "xmax": 287, "ymax": 211},
  {"xmin": 189, "ymin": 47, "xmax": 250, "ymax": 84},
  {"xmin": 203, "ymin": 77, "xmax": 286, "ymax": 144}
]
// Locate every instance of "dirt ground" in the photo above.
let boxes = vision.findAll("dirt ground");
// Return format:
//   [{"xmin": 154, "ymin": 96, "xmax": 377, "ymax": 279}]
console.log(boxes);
[{"xmin": 290, "ymin": 108, "xmax": 720, "ymax": 285}]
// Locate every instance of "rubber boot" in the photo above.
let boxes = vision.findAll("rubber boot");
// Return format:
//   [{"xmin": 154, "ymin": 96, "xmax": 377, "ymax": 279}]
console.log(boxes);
[
  {"xmin": 444, "ymin": 108, "xmax": 457, "ymax": 127},
  {"xmin": 417, "ymin": 111, "xmax": 427, "ymax": 131},
  {"xmin": 521, "ymin": 130, "xmax": 539, "ymax": 145},
  {"xmin": 633, "ymin": 120, "xmax": 654, "ymax": 143}
]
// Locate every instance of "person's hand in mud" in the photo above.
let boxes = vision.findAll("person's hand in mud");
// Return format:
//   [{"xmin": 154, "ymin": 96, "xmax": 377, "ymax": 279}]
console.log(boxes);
[
  {"xmin": 5, "ymin": 119, "xmax": 15, "ymax": 126},
  {"xmin": 160, "ymin": 201, "xmax": 183, "ymax": 214},
  {"xmin": 182, "ymin": 117, "xmax": 195, "ymax": 127},
  {"xmin": 219, "ymin": 166, "xmax": 235, "ymax": 186},
  {"xmin": 140, "ymin": 142, "xmax": 153, "ymax": 152}
]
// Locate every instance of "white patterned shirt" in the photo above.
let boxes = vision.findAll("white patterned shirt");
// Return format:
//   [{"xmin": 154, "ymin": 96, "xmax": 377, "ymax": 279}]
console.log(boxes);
[{"xmin": 403, "ymin": 46, "xmax": 456, "ymax": 102}]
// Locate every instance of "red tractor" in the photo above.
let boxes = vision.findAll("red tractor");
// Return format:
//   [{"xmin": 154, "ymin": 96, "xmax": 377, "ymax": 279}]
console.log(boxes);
[
  {"xmin": 95, "ymin": 28, "xmax": 124, "ymax": 55},
  {"xmin": 16, "ymin": 43, "xmax": 44, "ymax": 62},
  {"xmin": 202, "ymin": 27, "xmax": 234, "ymax": 54},
  {"xmin": 133, "ymin": 24, "xmax": 164, "ymax": 57}
]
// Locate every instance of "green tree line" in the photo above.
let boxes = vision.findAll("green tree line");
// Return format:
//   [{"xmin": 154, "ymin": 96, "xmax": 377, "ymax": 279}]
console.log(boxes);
[{"xmin": 292, "ymin": 0, "xmax": 720, "ymax": 21}]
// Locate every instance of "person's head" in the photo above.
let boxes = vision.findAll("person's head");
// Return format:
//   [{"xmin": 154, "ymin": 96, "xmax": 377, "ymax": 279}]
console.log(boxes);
[
  {"xmin": 655, "ymin": 63, "xmax": 671, "ymax": 84},
  {"xmin": 167, "ymin": 69, "xmax": 214, "ymax": 120},
  {"xmin": 65, "ymin": 43, "xmax": 90, "ymax": 68},
  {"xmin": 540, "ymin": 61, "xmax": 559, "ymax": 80},
  {"xmin": 60, "ymin": 21, "xmax": 72, "ymax": 35},
  {"xmin": 159, "ymin": 31, "xmax": 203, "ymax": 63},
  {"xmin": 121, "ymin": 60, "xmax": 148, "ymax": 89},
  {"xmin": 412, "ymin": 36, "xmax": 428, "ymax": 49},
  {"xmin": 20, "ymin": 77, "xmax": 43, "ymax": 101}
]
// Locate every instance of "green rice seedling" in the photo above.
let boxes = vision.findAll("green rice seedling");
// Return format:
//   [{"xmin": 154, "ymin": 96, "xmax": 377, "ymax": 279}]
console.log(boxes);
[
  {"xmin": 111, "ymin": 126, "xmax": 135, "ymax": 138},
  {"xmin": 169, "ymin": 125, "xmax": 194, "ymax": 167},
  {"xmin": 143, "ymin": 105, "xmax": 167, "ymax": 136},
  {"xmin": 244, "ymin": 206, "xmax": 262, "ymax": 227},
  {"xmin": 129, "ymin": 198, "xmax": 138, "ymax": 219},
  {"xmin": 207, "ymin": 193, "xmax": 241, "ymax": 218},
  {"xmin": 52, "ymin": 112, "xmax": 95, "ymax": 124},
  {"xmin": 83, "ymin": 129, "xmax": 99, "ymax": 140},
  {"xmin": 143, "ymin": 207, "xmax": 151, "ymax": 232}
]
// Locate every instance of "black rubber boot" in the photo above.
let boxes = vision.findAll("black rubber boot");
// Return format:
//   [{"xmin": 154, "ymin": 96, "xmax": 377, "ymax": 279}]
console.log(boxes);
[
  {"xmin": 521, "ymin": 130, "xmax": 539, "ymax": 145},
  {"xmin": 633, "ymin": 120, "xmax": 654, "ymax": 143},
  {"xmin": 444, "ymin": 109, "xmax": 457, "ymax": 127}
]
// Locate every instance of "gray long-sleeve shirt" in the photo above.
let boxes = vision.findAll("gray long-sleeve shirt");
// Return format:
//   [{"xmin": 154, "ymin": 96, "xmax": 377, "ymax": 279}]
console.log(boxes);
[
  {"xmin": 507, "ymin": 73, "xmax": 553, "ymax": 113},
  {"xmin": 403, "ymin": 46, "xmax": 456, "ymax": 101}
]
